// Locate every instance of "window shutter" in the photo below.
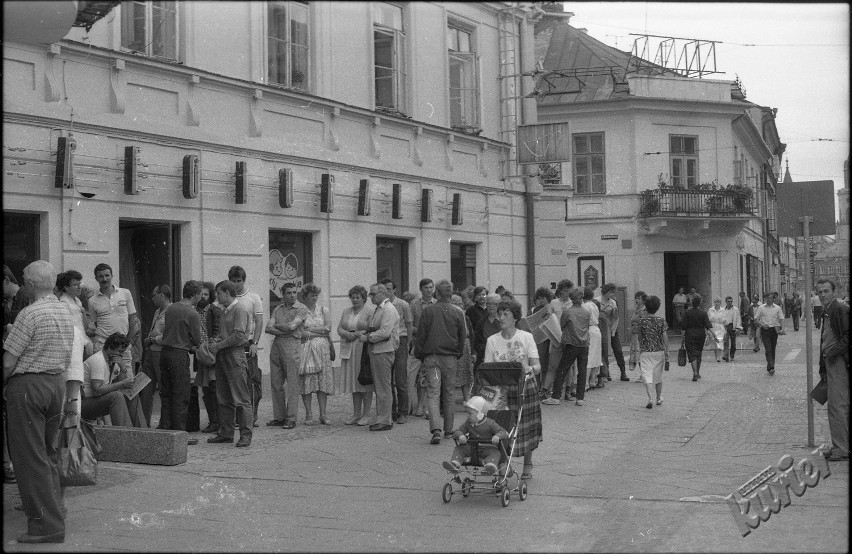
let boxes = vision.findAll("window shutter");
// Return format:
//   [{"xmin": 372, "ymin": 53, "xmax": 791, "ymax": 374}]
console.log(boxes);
[{"xmin": 473, "ymin": 53, "xmax": 481, "ymax": 128}]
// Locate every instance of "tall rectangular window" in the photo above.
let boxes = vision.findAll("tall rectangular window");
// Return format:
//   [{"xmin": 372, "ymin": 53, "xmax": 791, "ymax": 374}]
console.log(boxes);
[
  {"xmin": 450, "ymin": 242, "xmax": 476, "ymax": 291},
  {"xmin": 269, "ymin": 231, "xmax": 313, "ymax": 314},
  {"xmin": 121, "ymin": 1, "xmax": 178, "ymax": 60},
  {"xmin": 267, "ymin": 1, "xmax": 310, "ymax": 90},
  {"xmin": 374, "ymin": 2, "xmax": 407, "ymax": 114},
  {"xmin": 670, "ymin": 135, "xmax": 698, "ymax": 188},
  {"xmin": 447, "ymin": 23, "xmax": 479, "ymax": 131},
  {"xmin": 376, "ymin": 237, "xmax": 409, "ymax": 293},
  {"xmin": 573, "ymin": 132, "xmax": 605, "ymax": 194}
]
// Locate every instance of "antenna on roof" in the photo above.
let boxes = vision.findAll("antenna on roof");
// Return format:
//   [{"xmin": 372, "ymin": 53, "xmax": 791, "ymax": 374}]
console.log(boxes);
[{"xmin": 628, "ymin": 34, "xmax": 723, "ymax": 78}]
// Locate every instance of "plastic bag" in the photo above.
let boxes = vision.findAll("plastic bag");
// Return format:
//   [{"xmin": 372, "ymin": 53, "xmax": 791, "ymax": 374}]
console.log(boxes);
[{"xmin": 56, "ymin": 414, "xmax": 101, "ymax": 487}]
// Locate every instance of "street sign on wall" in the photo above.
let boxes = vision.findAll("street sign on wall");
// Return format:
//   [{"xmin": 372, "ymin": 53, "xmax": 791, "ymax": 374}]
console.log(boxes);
[{"xmin": 776, "ymin": 180, "xmax": 836, "ymax": 237}]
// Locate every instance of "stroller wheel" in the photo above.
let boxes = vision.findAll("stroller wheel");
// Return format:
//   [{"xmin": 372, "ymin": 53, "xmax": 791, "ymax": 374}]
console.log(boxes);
[
  {"xmin": 500, "ymin": 487, "xmax": 511, "ymax": 507},
  {"xmin": 518, "ymin": 480, "xmax": 528, "ymax": 501},
  {"xmin": 462, "ymin": 478, "xmax": 473, "ymax": 497},
  {"xmin": 442, "ymin": 482, "xmax": 453, "ymax": 503}
]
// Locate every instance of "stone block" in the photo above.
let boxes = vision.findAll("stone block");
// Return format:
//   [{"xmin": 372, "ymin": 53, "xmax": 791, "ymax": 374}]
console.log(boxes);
[{"xmin": 94, "ymin": 427, "xmax": 188, "ymax": 466}]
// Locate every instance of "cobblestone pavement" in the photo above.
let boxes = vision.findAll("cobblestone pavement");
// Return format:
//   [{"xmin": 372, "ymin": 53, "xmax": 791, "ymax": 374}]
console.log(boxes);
[{"xmin": 3, "ymin": 328, "xmax": 848, "ymax": 552}]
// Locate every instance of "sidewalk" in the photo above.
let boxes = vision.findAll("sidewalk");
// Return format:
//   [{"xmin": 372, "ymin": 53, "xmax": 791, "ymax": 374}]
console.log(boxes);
[{"xmin": 3, "ymin": 328, "xmax": 847, "ymax": 552}]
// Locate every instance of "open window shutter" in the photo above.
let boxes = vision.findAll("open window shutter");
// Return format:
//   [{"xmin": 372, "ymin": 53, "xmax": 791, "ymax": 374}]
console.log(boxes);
[
  {"xmin": 474, "ymin": 53, "xmax": 481, "ymax": 129},
  {"xmin": 396, "ymin": 31, "xmax": 407, "ymax": 114}
]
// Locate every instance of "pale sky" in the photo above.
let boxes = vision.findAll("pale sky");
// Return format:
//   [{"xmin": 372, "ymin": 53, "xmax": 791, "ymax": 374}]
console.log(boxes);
[{"xmin": 563, "ymin": 2, "xmax": 850, "ymax": 219}]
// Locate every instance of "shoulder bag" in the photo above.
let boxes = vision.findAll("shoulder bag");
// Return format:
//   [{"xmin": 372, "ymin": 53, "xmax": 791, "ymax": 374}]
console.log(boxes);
[{"xmin": 357, "ymin": 342, "xmax": 373, "ymax": 385}]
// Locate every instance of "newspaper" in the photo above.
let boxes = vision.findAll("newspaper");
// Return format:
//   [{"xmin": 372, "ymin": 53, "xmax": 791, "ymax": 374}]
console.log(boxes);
[
  {"xmin": 122, "ymin": 372, "xmax": 151, "ymax": 401},
  {"xmin": 522, "ymin": 309, "xmax": 562, "ymax": 344}
]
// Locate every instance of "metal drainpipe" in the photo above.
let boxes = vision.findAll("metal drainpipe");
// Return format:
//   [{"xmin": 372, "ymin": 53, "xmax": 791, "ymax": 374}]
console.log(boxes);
[{"xmin": 520, "ymin": 9, "xmax": 538, "ymax": 304}]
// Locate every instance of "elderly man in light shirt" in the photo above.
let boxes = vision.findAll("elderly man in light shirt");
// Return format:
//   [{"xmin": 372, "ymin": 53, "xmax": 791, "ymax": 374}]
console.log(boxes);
[{"xmin": 754, "ymin": 292, "xmax": 785, "ymax": 375}]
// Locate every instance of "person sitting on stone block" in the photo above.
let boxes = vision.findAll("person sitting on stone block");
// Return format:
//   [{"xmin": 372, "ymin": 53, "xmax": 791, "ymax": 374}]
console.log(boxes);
[
  {"xmin": 442, "ymin": 396, "xmax": 508, "ymax": 476},
  {"xmin": 81, "ymin": 332, "xmax": 135, "ymax": 426}
]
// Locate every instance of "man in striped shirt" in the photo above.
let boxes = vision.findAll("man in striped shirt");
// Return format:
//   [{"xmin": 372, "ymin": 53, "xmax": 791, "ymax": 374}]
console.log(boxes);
[{"xmin": 3, "ymin": 260, "xmax": 74, "ymax": 544}]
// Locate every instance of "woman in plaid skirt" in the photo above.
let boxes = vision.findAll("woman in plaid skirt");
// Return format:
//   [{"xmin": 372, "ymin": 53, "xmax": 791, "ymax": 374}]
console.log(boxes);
[{"xmin": 483, "ymin": 299, "xmax": 542, "ymax": 480}]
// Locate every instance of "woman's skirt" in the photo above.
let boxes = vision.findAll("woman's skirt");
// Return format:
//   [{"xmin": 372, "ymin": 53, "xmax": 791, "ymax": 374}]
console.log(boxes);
[
  {"xmin": 335, "ymin": 340, "xmax": 375, "ymax": 395},
  {"xmin": 506, "ymin": 375, "xmax": 541, "ymax": 457},
  {"xmin": 638, "ymin": 351, "xmax": 665, "ymax": 385},
  {"xmin": 709, "ymin": 323, "xmax": 726, "ymax": 350},
  {"xmin": 299, "ymin": 338, "xmax": 334, "ymax": 395},
  {"xmin": 684, "ymin": 329, "xmax": 706, "ymax": 362},
  {"xmin": 587, "ymin": 324, "xmax": 602, "ymax": 368}
]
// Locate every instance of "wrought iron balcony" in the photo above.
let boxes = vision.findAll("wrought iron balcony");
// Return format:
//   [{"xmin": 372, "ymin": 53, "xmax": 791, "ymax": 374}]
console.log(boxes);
[{"xmin": 639, "ymin": 187, "xmax": 755, "ymax": 217}]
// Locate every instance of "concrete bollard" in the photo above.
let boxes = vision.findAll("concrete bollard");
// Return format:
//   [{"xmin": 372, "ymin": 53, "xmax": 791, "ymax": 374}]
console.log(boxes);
[{"xmin": 94, "ymin": 427, "xmax": 188, "ymax": 466}]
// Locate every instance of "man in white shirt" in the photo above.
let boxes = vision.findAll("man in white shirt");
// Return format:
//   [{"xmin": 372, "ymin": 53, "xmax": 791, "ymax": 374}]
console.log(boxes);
[
  {"xmin": 754, "ymin": 292, "xmax": 785, "ymax": 375},
  {"xmin": 721, "ymin": 296, "xmax": 743, "ymax": 362},
  {"xmin": 87, "ymin": 263, "xmax": 138, "ymax": 371},
  {"xmin": 229, "ymin": 266, "xmax": 264, "ymax": 427}
]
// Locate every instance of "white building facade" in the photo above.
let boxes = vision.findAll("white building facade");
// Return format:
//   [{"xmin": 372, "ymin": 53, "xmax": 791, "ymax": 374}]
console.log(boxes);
[{"xmin": 3, "ymin": 1, "xmax": 541, "ymax": 360}]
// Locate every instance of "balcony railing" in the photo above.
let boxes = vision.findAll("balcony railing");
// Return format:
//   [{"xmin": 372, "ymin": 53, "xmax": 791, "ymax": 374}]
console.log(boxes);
[{"xmin": 639, "ymin": 188, "xmax": 755, "ymax": 217}]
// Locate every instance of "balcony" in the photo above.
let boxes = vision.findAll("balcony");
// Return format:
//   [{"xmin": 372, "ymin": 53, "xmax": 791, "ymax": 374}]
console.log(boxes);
[{"xmin": 639, "ymin": 186, "xmax": 756, "ymax": 237}]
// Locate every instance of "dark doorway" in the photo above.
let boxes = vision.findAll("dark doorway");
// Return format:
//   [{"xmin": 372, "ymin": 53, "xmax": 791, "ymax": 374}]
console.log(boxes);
[
  {"xmin": 450, "ymin": 242, "xmax": 476, "ymax": 292},
  {"xmin": 663, "ymin": 252, "xmax": 711, "ymax": 327},
  {"xmin": 119, "ymin": 221, "xmax": 181, "ymax": 347},
  {"xmin": 376, "ymin": 237, "xmax": 409, "ymax": 294},
  {"xmin": 3, "ymin": 211, "xmax": 40, "ymax": 283},
  {"xmin": 269, "ymin": 230, "xmax": 313, "ymax": 314}
]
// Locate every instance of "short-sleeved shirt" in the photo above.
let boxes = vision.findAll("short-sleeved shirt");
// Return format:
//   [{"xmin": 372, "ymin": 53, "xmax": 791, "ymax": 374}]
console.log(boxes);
[
  {"xmin": 236, "ymin": 288, "xmax": 263, "ymax": 339},
  {"xmin": 82, "ymin": 350, "xmax": 123, "ymax": 397},
  {"xmin": 755, "ymin": 304, "xmax": 784, "ymax": 329},
  {"xmin": 411, "ymin": 296, "xmax": 436, "ymax": 336},
  {"xmin": 88, "ymin": 286, "xmax": 136, "ymax": 341},
  {"xmin": 637, "ymin": 315, "xmax": 668, "ymax": 352},
  {"xmin": 483, "ymin": 329, "xmax": 538, "ymax": 366},
  {"xmin": 389, "ymin": 297, "xmax": 413, "ymax": 338},
  {"xmin": 4, "ymin": 296, "xmax": 74, "ymax": 375},
  {"xmin": 64, "ymin": 327, "xmax": 86, "ymax": 385},
  {"xmin": 672, "ymin": 293, "xmax": 688, "ymax": 307}
]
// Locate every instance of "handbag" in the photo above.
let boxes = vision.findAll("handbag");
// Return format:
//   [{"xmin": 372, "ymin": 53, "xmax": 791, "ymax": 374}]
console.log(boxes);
[
  {"xmin": 677, "ymin": 341, "xmax": 687, "ymax": 367},
  {"xmin": 810, "ymin": 377, "xmax": 828, "ymax": 405},
  {"xmin": 196, "ymin": 342, "xmax": 216, "ymax": 366},
  {"xmin": 327, "ymin": 336, "xmax": 336, "ymax": 362},
  {"xmin": 357, "ymin": 343, "xmax": 373, "ymax": 386},
  {"xmin": 56, "ymin": 414, "xmax": 101, "ymax": 487}
]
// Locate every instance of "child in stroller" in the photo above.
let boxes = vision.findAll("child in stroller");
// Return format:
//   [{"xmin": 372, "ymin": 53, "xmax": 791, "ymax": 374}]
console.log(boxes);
[{"xmin": 442, "ymin": 396, "xmax": 508, "ymax": 476}]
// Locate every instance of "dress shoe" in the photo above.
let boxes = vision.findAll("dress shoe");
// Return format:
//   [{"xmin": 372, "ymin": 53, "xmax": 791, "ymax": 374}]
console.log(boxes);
[
  {"xmin": 369, "ymin": 423, "xmax": 393, "ymax": 431},
  {"xmin": 201, "ymin": 423, "xmax": 219, "ymax": 433},
  {"xmin": 187, "ymin": 438, "xmax": 199, "ymax": 446},
  {"xmin": 281, "ymin": 420, "xmax": 296, "ymax": 429},
  {"xmin": 620, "ymin": 375, "xmax": 630, "ymax": 382},
  {"xmin": 266, "ymin": 419, "xmax": 286, "ymax": 426},
  {"xmin": 235, "ymin": 437, "xmax": 251, "ymax": 447},
  {"xmin": 17, "ymin": 532, "xmax": 65, "ymax": 544},
  {"xmin": 207, "ymin": 435, "xmax": 234, "ymax": 444},
  {"xmin": 396, "ymin": 414, "xmax": 407, "ymax": 425}
]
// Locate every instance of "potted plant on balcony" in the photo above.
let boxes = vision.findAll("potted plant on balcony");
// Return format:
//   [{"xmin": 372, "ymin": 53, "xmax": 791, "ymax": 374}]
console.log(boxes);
[
  {"xmin": 725, "ymin": 183, "xmax": 753, "ymax": 213},
  {"xmin": 641, "ymin": 189, "xmax": 660, "ymax": 216}
]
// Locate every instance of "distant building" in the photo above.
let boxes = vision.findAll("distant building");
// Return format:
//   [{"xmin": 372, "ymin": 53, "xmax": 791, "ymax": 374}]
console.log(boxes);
[
  {"xmin": 531, "ymin": 12, "xmax": 785, "ymax": 328},
  {"xmin": 813, "ymin": 159, "xmax": 850, "ymax": 298}
]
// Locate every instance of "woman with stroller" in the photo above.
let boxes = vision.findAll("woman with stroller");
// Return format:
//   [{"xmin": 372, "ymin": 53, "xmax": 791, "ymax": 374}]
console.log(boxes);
[{"xmin": 482, "ymin": 299, "xmax": 541, "ymax": 480}]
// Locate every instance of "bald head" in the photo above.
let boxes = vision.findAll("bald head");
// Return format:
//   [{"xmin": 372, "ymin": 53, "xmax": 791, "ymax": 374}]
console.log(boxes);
[{"xmin": 24, "ymin": 260, "xmax": 58, "ymax": 295}]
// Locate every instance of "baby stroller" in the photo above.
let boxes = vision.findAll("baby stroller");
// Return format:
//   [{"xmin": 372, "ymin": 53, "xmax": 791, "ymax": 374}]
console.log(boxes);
[{"xmin": 441, "ymin": 362, "xmax": 529, "ymax": 508}]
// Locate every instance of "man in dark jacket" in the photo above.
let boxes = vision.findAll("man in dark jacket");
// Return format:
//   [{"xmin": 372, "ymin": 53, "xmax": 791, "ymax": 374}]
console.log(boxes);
[
  {"xmin": 816, "ymin": 278, "xmax": 849, "ymax": 462},
  {"xmin": 414, "ymin": 279, "xmax": 466, "ymax": 445}
]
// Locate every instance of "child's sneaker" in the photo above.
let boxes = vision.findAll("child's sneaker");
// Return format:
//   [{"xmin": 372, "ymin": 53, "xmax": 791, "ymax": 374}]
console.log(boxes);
[
  {"xmin": 483, "ymin": 463, "xmax": 498, "ymax": 475},
  {"xmin": 442, "ymin": 460, "xmax": 461, "ymax": 474}
]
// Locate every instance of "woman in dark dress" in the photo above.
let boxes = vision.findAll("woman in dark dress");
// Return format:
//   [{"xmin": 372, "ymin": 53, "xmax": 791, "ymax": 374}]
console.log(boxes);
[{"xmin": 680, "ymin": 294, "xmax": 714, "ymax": 381}]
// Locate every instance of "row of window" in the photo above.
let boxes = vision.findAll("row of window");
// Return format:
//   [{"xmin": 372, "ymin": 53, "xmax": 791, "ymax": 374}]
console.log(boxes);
[
  {"xmin": 119, "ymin": 1, "xmax": 480, "ymax": 130},
  {"xmin": 540, "ymin": 133, "xmax": 769, "ymax": 195}
]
